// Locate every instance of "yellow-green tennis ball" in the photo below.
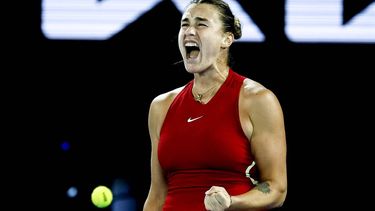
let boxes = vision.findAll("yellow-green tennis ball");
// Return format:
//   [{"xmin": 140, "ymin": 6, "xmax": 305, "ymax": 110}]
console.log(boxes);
[{"xmin": 91, "ymin": 185, "xmax": 113, "ymax": 208}]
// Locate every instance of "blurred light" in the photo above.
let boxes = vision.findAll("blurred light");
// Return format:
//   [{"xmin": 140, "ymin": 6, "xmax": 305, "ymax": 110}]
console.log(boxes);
[
  {"xmin": 286, "ymin": 0, "xmax": 375, "ymax": 43},
  {"xmin": 41, "ymin": 0, "xmax": 264, "ymax": 41},
  {"xmin": 67, "ymin": 186, "xmax": 78, "ymax": 198},
  {"xmin": 112, "ymin": 178, "xmax": 136, "ymax": 211},
  {"xmin": 60, "ymin": 141, "xmax": 70, "ymax": 151}
]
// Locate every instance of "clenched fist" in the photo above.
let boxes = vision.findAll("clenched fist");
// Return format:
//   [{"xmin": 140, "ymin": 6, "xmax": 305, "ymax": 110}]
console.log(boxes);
[{"xmin": 204, "ymin": 186, "xmax": 231, "ymax": 211}]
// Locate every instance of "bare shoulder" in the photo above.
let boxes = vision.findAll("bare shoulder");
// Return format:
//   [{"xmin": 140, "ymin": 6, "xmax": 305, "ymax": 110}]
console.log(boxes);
[
  {"xmin": 241, "ymin": 78, "xmax": 281, "ymax": 108},
  {"xmin": 148, "ymin": 86, "xmax": 185, "ymax": 139},
  {"xmin": 149, "ymin": 86, "xmax": 185, "ymax": 119},
  {"xmin": 151, "ymin": 86, "xmax": 184, "ymax": 108}
]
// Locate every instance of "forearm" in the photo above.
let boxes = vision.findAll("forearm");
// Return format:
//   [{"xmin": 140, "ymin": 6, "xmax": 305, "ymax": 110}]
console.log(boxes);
[
  {"xmin": 227, "ymin": 181, "xmax": 287, "ymax": 211},
  {"xmin": 143, "ymin": 203, "xmax": 163, "ymax": 211},
  {"xmin": 143, "ymin": 196, "xmax": 165, "ymax": 211},
  {"xmin": 143, "ymin": 184, "xmax": 167, "ymax": 211}
]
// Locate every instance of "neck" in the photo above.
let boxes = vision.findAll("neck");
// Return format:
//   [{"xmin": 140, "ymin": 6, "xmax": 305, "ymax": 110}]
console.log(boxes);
[
  {"xmin": 192, "ymin": 83, "xmax": 219, "ymax": 103},
  {"xmin": 192, "ymin": 68, "xmax": 230, "ymax": 104}
]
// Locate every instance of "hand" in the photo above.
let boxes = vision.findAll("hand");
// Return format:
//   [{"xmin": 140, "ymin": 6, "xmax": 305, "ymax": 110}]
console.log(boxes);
[{"xmin": 204, "ymin": 186, "xmax": 231, "ymax": 211}]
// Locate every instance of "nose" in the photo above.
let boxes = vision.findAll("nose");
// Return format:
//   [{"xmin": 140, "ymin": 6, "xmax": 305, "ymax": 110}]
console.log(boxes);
[{"xmin": 185, "ymin": 26, "xmax": 196, "ymax": 36}]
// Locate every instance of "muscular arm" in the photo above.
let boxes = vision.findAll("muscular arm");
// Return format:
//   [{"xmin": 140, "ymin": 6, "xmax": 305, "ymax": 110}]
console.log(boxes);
[
  {"xmin": 143, "ymin": 88, "xmax": 183, "ymax": 211},
  {"xmin": 143, "ymin": 95, "xmax": 168, "ymax": 211},
  {"xmin": 229, "ymin": 79, "xmax": 287, "ymax": 210}
]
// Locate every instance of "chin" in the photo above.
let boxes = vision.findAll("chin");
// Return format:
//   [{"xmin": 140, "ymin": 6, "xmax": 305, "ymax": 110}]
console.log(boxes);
[
  {"xmin": 184, "ymin": 65, "xmax": 202, "ymax": 74},
  {"xmin": 184, "ymin": 59, "xmax": 206, "ymax": 72}
]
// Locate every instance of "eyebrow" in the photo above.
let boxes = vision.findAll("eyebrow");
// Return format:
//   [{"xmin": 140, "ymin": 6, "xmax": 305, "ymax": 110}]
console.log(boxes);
[{"xmin": 181, "ymin": 17, "xmax": 209, "ymax": 22}]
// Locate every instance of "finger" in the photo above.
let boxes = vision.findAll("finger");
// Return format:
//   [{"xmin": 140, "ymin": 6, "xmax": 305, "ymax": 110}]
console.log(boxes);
[
  {"xmin": 205, "ymin": 194, "xmax": 221, "ymax": 211},
  {"xmin": 214, "ymin": 192, "xmax": 230, "ymax": 208},
  {"xmin": 210, "ymin": 193, "xmax": 225, "ymax": 211},
  {"xmin": 204, "ymin": 194, "xmax": 214, "ymax": 210},
  {"xmin": 205, "ymin": 186, "xmax": 218, "ymax": 194}
]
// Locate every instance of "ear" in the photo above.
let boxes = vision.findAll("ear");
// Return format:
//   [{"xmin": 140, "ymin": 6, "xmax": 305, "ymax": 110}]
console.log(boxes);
[{"xmin": 221, "ymin": 32, "xmax": 234, "ymax": 48}]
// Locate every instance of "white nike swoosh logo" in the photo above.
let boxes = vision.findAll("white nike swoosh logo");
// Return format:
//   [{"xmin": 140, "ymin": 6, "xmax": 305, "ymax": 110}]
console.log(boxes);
[{"xmin": 187, "ymin": 115, "xmax": 204, "ymax": 123}]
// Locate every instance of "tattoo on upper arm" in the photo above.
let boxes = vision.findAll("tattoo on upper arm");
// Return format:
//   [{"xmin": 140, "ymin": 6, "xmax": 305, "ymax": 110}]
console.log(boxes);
[{"xmin": 255, "ymin": 182, "xmax": 270, "ymax": 194}]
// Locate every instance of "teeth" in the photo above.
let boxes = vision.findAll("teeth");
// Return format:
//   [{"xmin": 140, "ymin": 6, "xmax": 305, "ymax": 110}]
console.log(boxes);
[{"xmin": 185, "ymin": 42, "xmax": 198, "ymax": 47}]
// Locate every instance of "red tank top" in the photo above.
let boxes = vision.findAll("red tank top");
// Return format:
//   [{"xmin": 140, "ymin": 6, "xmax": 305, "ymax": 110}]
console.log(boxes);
[{"xmin": 158, "ymin": 69, "xmax": 258, "ymax": 210}]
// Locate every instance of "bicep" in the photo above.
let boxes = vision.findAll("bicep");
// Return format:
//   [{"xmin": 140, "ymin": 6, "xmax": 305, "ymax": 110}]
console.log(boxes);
[
  {"xmin": 248, "ymin": 90, "xmax": 287, "ymax": 183},
  {"xmin": 145, "ymin": 100, "xmax": 168, "ymax": 207}
]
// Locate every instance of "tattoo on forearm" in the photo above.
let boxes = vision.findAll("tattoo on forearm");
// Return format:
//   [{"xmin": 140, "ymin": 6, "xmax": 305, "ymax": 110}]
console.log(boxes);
[{"xmin": 255, "ymin": 182, "xmax": 270, "ymax": 194}]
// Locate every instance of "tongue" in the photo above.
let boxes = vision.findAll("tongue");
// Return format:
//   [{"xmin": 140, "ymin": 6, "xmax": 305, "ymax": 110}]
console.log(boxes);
[{"xmin": 189, "ymin": 50, "xmax": 199, "ymax": 59}]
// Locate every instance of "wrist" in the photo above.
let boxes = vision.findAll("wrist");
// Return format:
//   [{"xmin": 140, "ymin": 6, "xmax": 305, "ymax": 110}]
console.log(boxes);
[
  {"xmin": 228, "ymin": 195, "xmax": 238, "ymax": 210},
  {"xmin": 229, "ymin": 195, "xmax": 233, "ymax": 208}
]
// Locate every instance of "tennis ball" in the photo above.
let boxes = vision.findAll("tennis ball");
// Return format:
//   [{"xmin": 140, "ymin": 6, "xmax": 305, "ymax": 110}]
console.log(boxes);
[{"xmin": 91, "ymin": 185, "xmax": 113, "ymax": 208}]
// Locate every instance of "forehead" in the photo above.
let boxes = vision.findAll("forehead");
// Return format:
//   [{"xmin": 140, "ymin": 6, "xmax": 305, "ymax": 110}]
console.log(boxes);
[{"xmin": 182, "ymin": 3, "xmax": 220, "ymax": 21}]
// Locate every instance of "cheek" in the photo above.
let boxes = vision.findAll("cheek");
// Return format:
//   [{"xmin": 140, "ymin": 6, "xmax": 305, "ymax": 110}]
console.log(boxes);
[
  {"xmin": 202, "ymin": 39, "xmax": 221, "ymax": 55},
  {"xmin": 177, "ymin": 31, "xmax": 185, "ymax": 53},
  {"xmin": 178, "ymin": 29, "xmax": 183, "ymax": 42},
  {"xmin": 200, "ymin": 32, "xmax": 222, "ymax": 52}
]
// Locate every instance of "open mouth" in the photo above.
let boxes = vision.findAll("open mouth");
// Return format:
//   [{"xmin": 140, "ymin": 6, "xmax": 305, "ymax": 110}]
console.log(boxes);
[{"xmin": 185, "ymin": 42, "xmax": 200, "ymax": 60}]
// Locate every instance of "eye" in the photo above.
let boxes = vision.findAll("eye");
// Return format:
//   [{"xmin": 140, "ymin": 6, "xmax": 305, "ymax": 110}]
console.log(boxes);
[
  {"xmin": 197, "ymin": 22, "xmax": 208, "ymax": 28},
  {"xmin": 181, "ymin": 23, "xmax": 188, "ymax": 28}
]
